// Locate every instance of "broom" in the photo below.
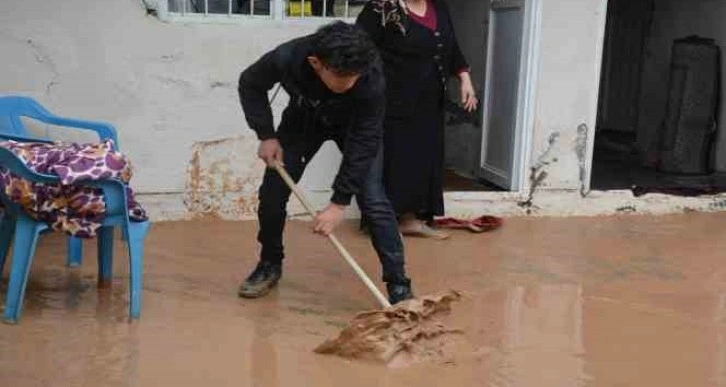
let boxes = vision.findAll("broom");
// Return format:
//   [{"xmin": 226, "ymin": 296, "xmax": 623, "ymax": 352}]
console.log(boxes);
[{"xmin": 272, "ymin": 162, "xmax": 462, "ymax": 364}]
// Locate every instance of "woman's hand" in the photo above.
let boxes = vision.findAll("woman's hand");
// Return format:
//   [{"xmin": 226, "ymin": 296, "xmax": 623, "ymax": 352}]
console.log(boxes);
[{"xmin": 458, "ymin": 72, "xmax": 478, "ymax": 112}]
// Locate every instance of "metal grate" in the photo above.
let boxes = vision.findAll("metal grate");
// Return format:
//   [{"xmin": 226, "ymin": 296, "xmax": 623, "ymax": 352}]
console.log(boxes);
[
  {"xmin": 283, "ymin": 0, "xmax": 364, "ymax": 19},
  {"xmin": 168, "ymin": 0, "xmax": 271, "ymax": 16},
  {"xmin": 166, "ymin": 0, "xmax": 364, "ymax": 18}
]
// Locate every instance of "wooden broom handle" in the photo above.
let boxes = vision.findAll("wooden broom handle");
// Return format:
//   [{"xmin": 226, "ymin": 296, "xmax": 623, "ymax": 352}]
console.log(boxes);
[{"xmin": 272, "ymin": 162, "xmax": 392, "ymax": 308}]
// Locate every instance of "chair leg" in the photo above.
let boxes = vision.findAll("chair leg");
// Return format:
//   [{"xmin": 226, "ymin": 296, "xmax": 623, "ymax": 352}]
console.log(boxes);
[
  {"xmin": 3, "ymin": 216, "xmax": 46, "ymax": 324},
  {"xmin": 126, "ymin": 222, "xmax": 150, "ymax": 320},
  {"xmin": 0, "ymin": 216, "xmax": 16, "ymax": 275},
  {"xmin": 67, "ymin": 236, "xmax": 83, "ymax": 268},
  {"xmin": 97, "ymin": 226, "xmax": 114, "ymax": 285}
]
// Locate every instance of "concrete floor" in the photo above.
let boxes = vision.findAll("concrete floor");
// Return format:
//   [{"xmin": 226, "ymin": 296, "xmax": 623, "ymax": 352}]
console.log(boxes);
[{"xmin": 2, "ymin": 214, "xmax": 726, "ymax": 385}]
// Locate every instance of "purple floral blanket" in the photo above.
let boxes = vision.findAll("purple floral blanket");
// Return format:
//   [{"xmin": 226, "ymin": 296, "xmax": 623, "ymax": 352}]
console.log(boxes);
[{"xmin": 0, "ymin": 139, "xmax": 147, "ymax": 238}]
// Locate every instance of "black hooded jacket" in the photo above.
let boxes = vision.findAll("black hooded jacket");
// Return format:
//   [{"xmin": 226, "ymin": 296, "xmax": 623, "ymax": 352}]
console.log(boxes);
[{"xmin": 238, "ymin": 34, "xmax": 386, "ymax": 206}]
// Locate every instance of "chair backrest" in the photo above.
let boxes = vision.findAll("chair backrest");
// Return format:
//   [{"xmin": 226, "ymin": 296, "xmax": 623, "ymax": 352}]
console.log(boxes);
[{"xmin": 0, "ymin": 96, "xmax": 52, "ymax": 138}]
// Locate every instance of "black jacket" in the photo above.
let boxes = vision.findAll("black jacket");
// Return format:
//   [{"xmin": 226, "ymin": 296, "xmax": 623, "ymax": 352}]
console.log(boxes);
[{"xmin": 238, "ymin": 35, "xmax": 386, "ymax": 206}]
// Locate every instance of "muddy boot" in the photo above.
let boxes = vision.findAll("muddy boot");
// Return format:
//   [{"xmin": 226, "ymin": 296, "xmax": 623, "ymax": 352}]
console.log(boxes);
[
  {"xmin": 386, "ymin": 278, "xmax": 414, "ymax": 305},
  {"xmin": 238, "ymin": 260, "xmax": 282, "ymax": 299}
]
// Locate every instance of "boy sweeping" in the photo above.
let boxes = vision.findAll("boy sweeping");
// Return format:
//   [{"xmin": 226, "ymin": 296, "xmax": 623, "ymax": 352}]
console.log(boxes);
[{"xmin": 237, "ymin": 21, "xmax": 414, "ymax": 304}]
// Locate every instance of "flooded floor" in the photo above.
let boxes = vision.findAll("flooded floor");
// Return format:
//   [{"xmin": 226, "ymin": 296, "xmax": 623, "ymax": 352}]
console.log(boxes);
[{"xmin": 2, "ymin": 213, "xmax": 726, "ymax": 386}]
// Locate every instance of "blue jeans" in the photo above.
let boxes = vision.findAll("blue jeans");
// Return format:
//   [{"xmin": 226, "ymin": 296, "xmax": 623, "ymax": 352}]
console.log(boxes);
[{"xmin": 256, "ymin": 137, "xmax": 408, "ymax": 283}]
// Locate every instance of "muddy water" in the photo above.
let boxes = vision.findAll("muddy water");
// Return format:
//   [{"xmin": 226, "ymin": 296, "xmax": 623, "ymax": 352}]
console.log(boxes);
[{"xmin": 2, "ymin": 213, "xmax": 726, "ymax": 386}]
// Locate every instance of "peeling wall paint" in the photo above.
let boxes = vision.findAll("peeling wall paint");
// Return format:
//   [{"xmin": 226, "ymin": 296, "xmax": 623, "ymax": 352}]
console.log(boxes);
[
  {"xmin": 575, "ymin": 123, "xmax": 590, "ymax": 197},
  {"xmin": 531, "ymin": 0, "xmax": 608, "ymax": 191},
  {"xmin": 184, "ymin": 136, "xmax": 264, "ymax": 219},
  {"xmin": 182, "ymin": 136, "xmax": 346, "ymax": 220},
  {"xmin": 446, "ymin": 189, "xmax": 726, "ymax": 218},
  {"xmin": 519, "ymin": 132, "xmax": 559, "ymax": 213}
]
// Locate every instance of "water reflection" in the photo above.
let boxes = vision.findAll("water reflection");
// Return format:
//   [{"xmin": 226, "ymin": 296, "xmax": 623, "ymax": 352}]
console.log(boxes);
[
  {"xmin": 250, "ymin": 311, "xmax": 279, "ymax": 387},
  {"xmin": 484, "ymin": 284, "xmax": 589, "ymax": 386}
]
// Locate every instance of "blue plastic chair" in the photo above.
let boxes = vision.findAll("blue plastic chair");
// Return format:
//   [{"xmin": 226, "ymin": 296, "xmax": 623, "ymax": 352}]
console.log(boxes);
[
  {"xmin": 0, "ymin": 146, "xmax": 150, "ymax": 323},
  {"xmin": 0, "ymin": 95, "xmax": 120, "ymax": 268}
]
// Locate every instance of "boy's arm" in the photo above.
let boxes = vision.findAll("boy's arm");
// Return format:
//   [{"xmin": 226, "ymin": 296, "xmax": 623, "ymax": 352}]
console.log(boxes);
[
  {"xmin": 238, "ymin": 50, "xmax": 283, "ymax": 141},
  {"xmin": 330, "ymin": 89, "xmax": 385, "ymax": 206}
]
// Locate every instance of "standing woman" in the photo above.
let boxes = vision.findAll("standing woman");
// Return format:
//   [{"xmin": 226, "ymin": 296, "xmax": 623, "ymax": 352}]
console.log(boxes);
[{"xmin": 356, "ymin": 0, "xmax": 478, "ymax": 239}]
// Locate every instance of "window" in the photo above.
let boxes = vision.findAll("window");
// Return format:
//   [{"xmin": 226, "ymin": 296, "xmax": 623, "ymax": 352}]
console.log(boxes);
[{"xmin": 164, "ymin": 0, "xmax": 365, "ymax": 20}]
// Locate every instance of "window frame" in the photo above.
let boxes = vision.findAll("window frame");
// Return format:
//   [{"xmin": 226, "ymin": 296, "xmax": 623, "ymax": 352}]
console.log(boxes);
[{"xmin": 155, "ymin": 0, "xmax": 361, "ymax": 24}]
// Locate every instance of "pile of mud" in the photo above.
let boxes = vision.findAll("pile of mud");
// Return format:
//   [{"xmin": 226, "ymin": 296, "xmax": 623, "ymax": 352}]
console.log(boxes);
[{"xmin": 315, "ymin": 290, "xmax": 463, "ymax": 365}]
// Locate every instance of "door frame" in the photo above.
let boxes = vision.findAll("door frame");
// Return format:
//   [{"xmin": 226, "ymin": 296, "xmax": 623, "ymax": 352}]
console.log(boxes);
[
  {"xmin": 584, "ymin": 0, "xmax": 613, "ymax": 193},
  {"xmin": 478, "ymin": 0, "xmax": 542, "ymax": 192}
]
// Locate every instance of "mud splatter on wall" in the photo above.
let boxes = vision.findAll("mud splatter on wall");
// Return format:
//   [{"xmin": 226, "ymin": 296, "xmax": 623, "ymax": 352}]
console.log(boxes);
[{"xmin": 185, "ymin": 136, "xmax": 265, "ymax": 219}]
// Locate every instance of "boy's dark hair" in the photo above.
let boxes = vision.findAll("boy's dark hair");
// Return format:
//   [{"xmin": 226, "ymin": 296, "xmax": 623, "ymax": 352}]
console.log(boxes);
[{"xmin": 311, "ymin": 21, "xmax": 379, "ymax": 76}]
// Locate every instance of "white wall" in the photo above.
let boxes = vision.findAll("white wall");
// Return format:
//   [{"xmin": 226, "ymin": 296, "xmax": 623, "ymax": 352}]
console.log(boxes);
[
  {"xmin": 0, "ymin": 0, "xmax": 340, "ymax": 219},
  {"xmin": 445, "ymin": 0, "xmax": 611, "ymax": 192},
  {"xmin": 636, "ymin": 0, "xmax": 726, "ymax": 170},
  {"xmin": 8, "ymin": 0, "xmax": 724, "ymax": 219},
  {"xmin": 528, "ymin": 0, "xmax": 608, "ymax": 191}
]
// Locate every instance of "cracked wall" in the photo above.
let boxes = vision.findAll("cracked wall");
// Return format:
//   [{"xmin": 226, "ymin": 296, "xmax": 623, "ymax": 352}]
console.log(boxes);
[
  {"xmin": 0, "ymin": 0, "xmax": 323, "ymax": 220},
  {"xmin": 519, "ymin": 132, "xmax": 560, "ymax": 213}
]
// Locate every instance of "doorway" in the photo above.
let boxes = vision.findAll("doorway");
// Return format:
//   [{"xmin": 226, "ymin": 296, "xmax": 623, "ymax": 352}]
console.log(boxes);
[
  {"xmin": 592, "ymin": 0, "xmax": 725, "ymax": 195},
  {"xmin": 444, "ymin": 0, "xmax": 541, "ymax": 193}
]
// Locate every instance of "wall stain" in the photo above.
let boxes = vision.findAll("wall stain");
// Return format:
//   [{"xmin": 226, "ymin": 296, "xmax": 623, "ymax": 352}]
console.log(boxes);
[
  {"xmin": 185, "ymin": 137, "xmax": 263, "ymax": 219},
  {"xmin": 159, "ymin": 52, "xmax": 183, "ymax": 62},
  {"xmin": 210, "ymin": 81, "xmax": 235, "ymax": 89},
  {"xmin": 153, "ymin": 75, "xmax": 193, "ymax": 88},
  {"xmin": 616, "ymin": 205, "xmax": 637, "ymax": 213},
  {"xmin": 575, "ymin": 123, "xmax": 590, "ymax": 198},
  {"xmin": 140, "ymin": 0, "xmax": 158, "ymax": 16},
  {"xmin": 519, "ymin": 132, "xmax": 560, "ymax": 214}
]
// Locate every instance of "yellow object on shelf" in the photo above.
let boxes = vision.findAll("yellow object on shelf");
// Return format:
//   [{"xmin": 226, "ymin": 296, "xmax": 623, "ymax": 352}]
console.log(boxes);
[{"xmin": 288, "ymin": 1, "xmax": 313, "ymax": 16}]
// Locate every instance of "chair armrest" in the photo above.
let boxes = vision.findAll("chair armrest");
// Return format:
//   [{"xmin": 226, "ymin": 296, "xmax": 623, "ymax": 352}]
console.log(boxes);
[{"xmin": 0, "ymin": 147, "xmax": 60, "ymax": 184}]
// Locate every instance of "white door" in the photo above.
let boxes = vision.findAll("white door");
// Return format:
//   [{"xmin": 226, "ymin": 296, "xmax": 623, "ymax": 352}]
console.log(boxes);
[{"xmin": 479, "ymin": 0, "xmax": 540, "ymax": 190}]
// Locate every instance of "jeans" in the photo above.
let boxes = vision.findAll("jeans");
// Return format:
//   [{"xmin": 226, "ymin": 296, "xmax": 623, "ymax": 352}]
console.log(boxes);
[{"xmin": 256, "ymin": 137, "xmax": 408, "ymax": 283}]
